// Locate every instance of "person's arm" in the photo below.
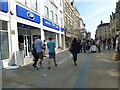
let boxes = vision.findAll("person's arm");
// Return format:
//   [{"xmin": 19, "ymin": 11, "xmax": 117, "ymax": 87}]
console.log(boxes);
[
  {"xmin": 47, "ymin": 42, "xmax": 49, "ymax": 48},
  {"xmin": 54, "ymin": 42, "xmax": 56, "ymax": 47}
]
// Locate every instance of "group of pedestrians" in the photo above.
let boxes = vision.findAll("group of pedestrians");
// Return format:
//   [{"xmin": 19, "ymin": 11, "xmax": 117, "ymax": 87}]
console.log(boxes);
[
  {"xmin": 69, "ymin": 38, "xmax": 102, "ymax": 65},
  {"xmin": 32, "ymin": 35, "xmax": 57, "ymax": 70},
  {"xmin": 31, "ymin": 33, "xmax": 120, "ymax": 69},
  {"xmin": 69, "ymin": 33, "xmax": 120, "ymax": 64}
]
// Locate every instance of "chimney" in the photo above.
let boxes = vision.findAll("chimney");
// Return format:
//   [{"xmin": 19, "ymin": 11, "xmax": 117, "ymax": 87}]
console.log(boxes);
[
  {"xmin": 101, "ymin": 20, "xmax": 103, "ymax": 24},
  {"xmin": 112, "ymin": 12, "xmax": 113, "ymax": 15}
]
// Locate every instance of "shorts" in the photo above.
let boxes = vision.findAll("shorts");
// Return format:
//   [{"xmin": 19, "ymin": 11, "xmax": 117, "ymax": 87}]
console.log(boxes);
[
  {"xmin": 49, "ymin": 52, "xmax": 55, "ymax": 59},
  {"xmin": 37, "ymin": 51, "xmax": 43, "ymax": 59}
]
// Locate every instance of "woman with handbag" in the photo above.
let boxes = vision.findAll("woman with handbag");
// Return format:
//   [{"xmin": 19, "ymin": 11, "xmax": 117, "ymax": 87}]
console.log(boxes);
[{"xmin": 69, "ymin": 38, "xmax": 80, "ymax": 65}]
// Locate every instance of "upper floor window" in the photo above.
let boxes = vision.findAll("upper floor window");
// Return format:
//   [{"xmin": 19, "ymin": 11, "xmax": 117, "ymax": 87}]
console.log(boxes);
[
  {"xmin": 60, "ymin": 0, "xmax": 62, "ymax": 6},
  {"xmin": 55, "ymin": 14, "xmax": 58, "ymax": 22},
  {"xmin": 30, "ymin": 0, "xmax": 37, "ymax": 10},
  {"xmin": 45, "ymin": 6, "xmax": 49, "ymax": 18},
  {"xmin": 17, "ymin": 0, "xmax": 26, "ymax": 5},
  {"xmin": 50, "ymin": 10, "xmax": 54, "ymax": 20}
]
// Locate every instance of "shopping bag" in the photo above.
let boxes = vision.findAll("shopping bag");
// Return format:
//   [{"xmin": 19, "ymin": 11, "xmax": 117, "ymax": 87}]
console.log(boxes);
[
  {"xmin": 69, "ymin": 54, "xmax": 73, "ymax": 61},
  {"xmin": 113, "ymin": 52, "xmax": 120, "ymax": 61},
  {"xmin": 106, "ymin": 45, "xmax": 108, "ymax": 50}
]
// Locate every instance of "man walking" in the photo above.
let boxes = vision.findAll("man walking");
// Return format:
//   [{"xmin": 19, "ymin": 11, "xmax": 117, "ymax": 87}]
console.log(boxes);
[
  {"xmin": 47, "ymin": 37, "xmax": 57, "ymax": 69},
  {"xmin": 34, "ymin": 35, "xmax": 43, "ymax": 70}
]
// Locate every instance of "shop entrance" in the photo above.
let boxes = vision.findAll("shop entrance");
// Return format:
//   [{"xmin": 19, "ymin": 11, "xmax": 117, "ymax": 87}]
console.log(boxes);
[
  {"xmin": 18, "ymin": 35, "xmax": 31, "ymax": 57},
  {"xmin": 17, "ymin": 23, "xmax": 41, "ymax": 58}
]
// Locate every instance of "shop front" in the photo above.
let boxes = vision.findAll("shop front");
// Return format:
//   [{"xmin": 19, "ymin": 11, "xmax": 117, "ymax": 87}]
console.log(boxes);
[
  {"xmin": 42, "ymin": 18, "xmax": 61, "ymax": 51},
  {"xmin": 0, "ymin": 0, "xmax": 11, "ymax": 68},
  {"xmin": 17, "ymin": 23, "xmax": 41, "ymax": 58},
  {"xmin": 16, "ymin": 5, "xmax": 41, "ymax": 65}
]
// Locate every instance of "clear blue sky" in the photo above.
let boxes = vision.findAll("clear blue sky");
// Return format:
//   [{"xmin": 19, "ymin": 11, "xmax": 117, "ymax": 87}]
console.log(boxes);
[{"xmin": 75, "ymin": 0, "xmax": 118, "ymax": 39}]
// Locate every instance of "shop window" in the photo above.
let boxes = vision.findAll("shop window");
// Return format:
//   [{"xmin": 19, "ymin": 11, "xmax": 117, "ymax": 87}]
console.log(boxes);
[
  {"xmin": 0, "ymin": 20, "xmax": 7, "ymax": 30},
  {"xmin": 0, "ymin": 20, "xmax": 9, "ymax": 60},
  {"xmin": 1, "ymin": 32, "xmax": 9, "ymax": 60}
]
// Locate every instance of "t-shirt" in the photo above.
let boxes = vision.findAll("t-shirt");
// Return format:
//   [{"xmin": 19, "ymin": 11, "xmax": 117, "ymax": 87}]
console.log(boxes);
[
  {"xmin": 47, "ymin": 41, "xmax": 56, "ymax": 53},
  {"xmin": 34, "ymin": 39, "xmax": 43, "ymax": 53}
]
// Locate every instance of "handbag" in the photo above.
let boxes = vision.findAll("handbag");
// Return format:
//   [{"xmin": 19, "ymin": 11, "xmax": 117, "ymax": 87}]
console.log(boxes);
[
  {"xmin": 69, "ymin": 54, "xmax": 73, "ymax": 61},
  {"xmin": 113, "ymin": 52, "xmax": 120, "ymax": 61},
  {"xmin": 69, "ymin": 46, "xmax": 73, "ymax": 52}
]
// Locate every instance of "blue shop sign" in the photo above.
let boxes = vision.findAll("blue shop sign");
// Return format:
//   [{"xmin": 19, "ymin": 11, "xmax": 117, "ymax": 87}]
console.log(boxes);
[
  {"xmin": 43, "ymin": 18, "xmax": 53, "ymax": 28},
  {"xmin": 52, "ymin": 23, "xmax": 60, "ymax": 31},
  {"xmin": 0, "ymin": 0, "xmax": 8, "ymax": 12},
  {"xmin": 61, "ymin": 27, "xmax": 64, "ymax": 32},
  {"xmin": 16, "ymin": 5, "xmax": 40, "ymax": 23},
  {"xmin": 43, "ymin": 18, "xmax": 60, "ymax": 30}
]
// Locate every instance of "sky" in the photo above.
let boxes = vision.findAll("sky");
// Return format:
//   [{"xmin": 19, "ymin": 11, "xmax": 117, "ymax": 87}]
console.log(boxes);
[{"xmin": 75, "ymin": 0, "xmax": 118, "ymax": 39}]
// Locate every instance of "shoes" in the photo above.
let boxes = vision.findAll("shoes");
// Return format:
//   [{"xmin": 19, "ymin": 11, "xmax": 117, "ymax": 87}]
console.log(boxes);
[
  {"xmin": 32, "ymin": 64, "xmax": 37, "ymax": 67},
  {"xmin": 48, "ymin": 67, "xmax": 51, "ymax": 69},
  {"xmin": 55, "ymin": 64, "xmax": 57, "ymax": 66},
  {"xmin": 36, "ymin": 66, "xmax": 39, "ymax": 70},
  {"xmin": 74, "ymin": 63, "xmax": 77, "ymax": 65}
]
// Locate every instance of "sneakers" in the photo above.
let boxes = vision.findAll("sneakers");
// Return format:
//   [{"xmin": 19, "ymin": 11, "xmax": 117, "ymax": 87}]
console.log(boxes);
[
  {"xmin": 55, "ymin": 64, "xmax": 57, "ymax": 66},
  {"xmin": 48, "ymin": 67, "xmax": 51, "ymax": 69},
  {"xmin": 74, "ymin": 63, "xmax": 77, "ymax": 65},
  {"xmin": 36, "ymin": 66, "xmax": 39, "ymax": 70}
]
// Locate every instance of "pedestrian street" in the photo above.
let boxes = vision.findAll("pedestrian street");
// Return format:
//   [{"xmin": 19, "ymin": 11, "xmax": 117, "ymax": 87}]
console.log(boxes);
[{"xmin": 2, "ymin": 50, "xmax": 119, "ymax": 88}]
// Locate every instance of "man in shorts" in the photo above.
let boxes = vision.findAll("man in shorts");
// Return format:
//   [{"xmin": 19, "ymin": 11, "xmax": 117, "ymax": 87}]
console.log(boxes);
[
  {"xmin": 34, "ymin": 35, "xmax": 43, "ymax": 69},
  {"xmin": 47, "ymin": 37, "xmax": 57, "ymax": 69}
]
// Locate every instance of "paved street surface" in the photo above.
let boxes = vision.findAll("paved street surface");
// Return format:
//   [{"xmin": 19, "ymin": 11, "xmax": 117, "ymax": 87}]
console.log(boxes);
[{"xmin": 2, "ymin": 50, "xmax": 119, "ymax": 88}]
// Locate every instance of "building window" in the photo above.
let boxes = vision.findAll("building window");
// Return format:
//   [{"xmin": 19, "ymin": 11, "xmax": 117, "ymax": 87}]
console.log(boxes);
[
  {"xmin": 61, "ymin": 18, "xmax": 63, "ymax": 27},
  {"xmin": 0, "ymin": 20, "xmax": 9, "ymax": 60},
  {"xmin": 17, "ymin": 0, "xmax": 26, "ymax": 5},
  {"xmin": 50, "ymin": 10, "xmax": 54, "ymax": 20},
  {"xmin": 45, "ymin": 6, "xmax": 49, "ymax": 18},
  {"xmin": 60, "ymin": 0, "xmax": 62, "ymax": 6},
  {"xmin": 30, "ymin": 0, "xmax": 37, "ymax": 10},
  {"xmin": 55, "ymin": 14, "xmax": 58, "ymax": 22}
]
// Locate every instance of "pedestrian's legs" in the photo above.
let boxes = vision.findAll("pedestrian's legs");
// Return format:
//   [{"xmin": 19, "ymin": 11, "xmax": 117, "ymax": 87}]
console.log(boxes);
[
  {"xmin": 48, "ymin": 59, "xmax": 51, "ymax": 69},
  {"xmin": 73, "ymin": 54, "xmax": 77, "ymax": 65},
  {"xmin": 54, "ymin": 59, "xmax": 57, "ymax": 66},
  {"xmin": 33, "ymin": 57, "xmax": 38, "ymax": 66},
  {"xmin": 98, "ymin": 46, "xmax": 101, "ymax": 53}
]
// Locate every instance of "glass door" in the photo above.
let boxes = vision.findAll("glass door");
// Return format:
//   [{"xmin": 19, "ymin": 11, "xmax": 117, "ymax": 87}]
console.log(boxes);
[{"xmin": 24, "ymin": 35, "xmax": 31, "ymax": 57}]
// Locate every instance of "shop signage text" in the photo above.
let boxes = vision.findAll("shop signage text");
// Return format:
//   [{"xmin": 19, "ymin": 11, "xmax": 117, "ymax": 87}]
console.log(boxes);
[
  {"xmin": 0, "ymin": 0, "xmax": 8, "ymax": 12},
  {"xmin": 16, "ymin": 5, "xmax": 40, "ymax": 23},
  {"xmin": 43, "ymin": 18, "xmax": 60, "ymax": 31}
]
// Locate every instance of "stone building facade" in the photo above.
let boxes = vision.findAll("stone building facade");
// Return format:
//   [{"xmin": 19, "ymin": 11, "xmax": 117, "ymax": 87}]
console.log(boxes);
[
  {"xmin": 96, "ymin": 21, "xmax": 111, "ymax": 40},
  {"xmin": 110, "ymin": 0, "xmax": 120, "ymax": 37}
]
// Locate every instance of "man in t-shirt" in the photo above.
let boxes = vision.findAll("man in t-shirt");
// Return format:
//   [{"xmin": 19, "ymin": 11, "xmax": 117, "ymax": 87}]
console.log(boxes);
[
  {"xmin": 47, "ymin": 37, "xmax": 57, "ymax": 69},
  {"xmin": 34, "ymin": 35, "xmax": 43, "ymax": 70}
]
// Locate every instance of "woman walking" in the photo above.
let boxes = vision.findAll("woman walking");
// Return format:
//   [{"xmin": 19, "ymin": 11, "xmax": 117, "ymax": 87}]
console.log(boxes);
[{"xmin": 69, "ymin": 38, "xmax": 80, "ymax": 65}]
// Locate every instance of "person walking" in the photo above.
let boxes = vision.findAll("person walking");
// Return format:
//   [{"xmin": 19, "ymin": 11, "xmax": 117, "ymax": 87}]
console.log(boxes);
[
  {"xmin": 82, "ymin": 39, "xmax": 87, "ymax": 53},
  {"xmin": 96, "ymin": 39, "xmax": 101, "ymax": 53},
  {"xmin": 69, "ymin": 38, "xmax": 80, "ymax": 65},
  {"xmin": 47, "ymin": 37, "xmax": 57, "ymax": 69},
  {"xmin": 42, "ymin": 40, "xmax": 47, "ymax": 57},
  {"xmin": 34, "ymin": 35, "xmax": 43, "ymax": 70},
  {"xmin": 32, "ymin": 38, "xmax": 39, "ymax": 67}
]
